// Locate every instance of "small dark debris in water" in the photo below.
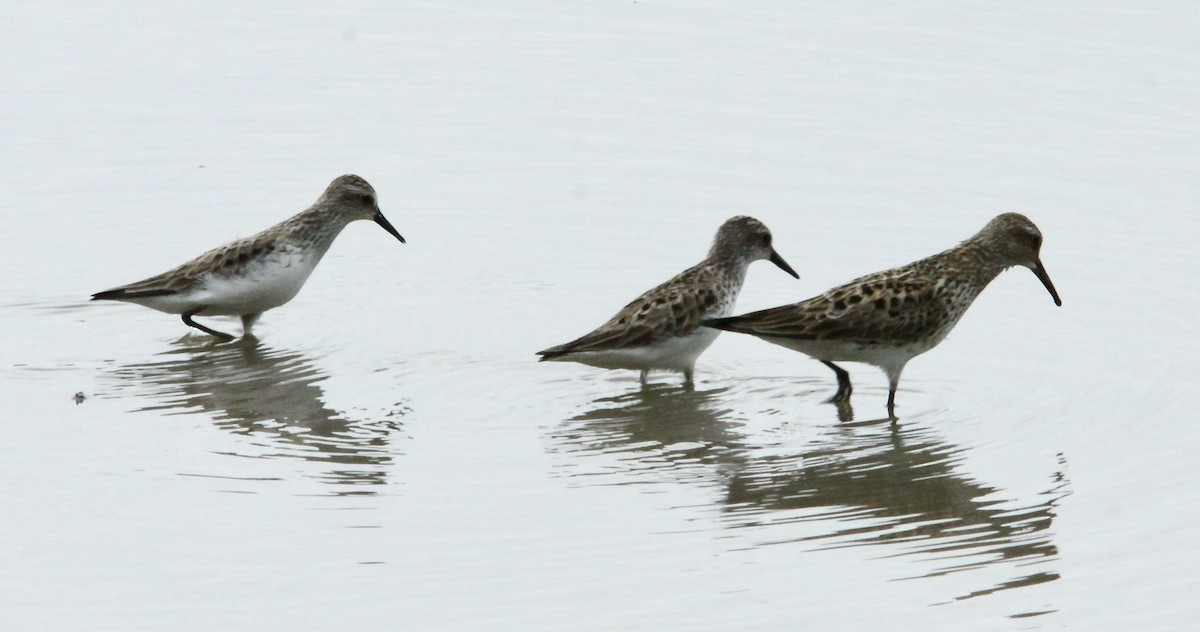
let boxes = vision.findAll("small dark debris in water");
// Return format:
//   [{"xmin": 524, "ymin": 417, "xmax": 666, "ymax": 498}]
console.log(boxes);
[{"xmin": 73, "ymin": 392, "xmax": 86, "ymax": 405}]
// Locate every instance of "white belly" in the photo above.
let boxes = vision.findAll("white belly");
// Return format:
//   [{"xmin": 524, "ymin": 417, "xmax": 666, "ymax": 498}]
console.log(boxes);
[
  {"xmin": 562, "ymin": 327, "xmax": 723, "ymax": 372},
  {"xmin": 136, "ymin": 251, "xmax": 317, "ymax": 316},
  {"xmin": 759, "ymin": 336, "xmax": 938, "ymax": 371}
]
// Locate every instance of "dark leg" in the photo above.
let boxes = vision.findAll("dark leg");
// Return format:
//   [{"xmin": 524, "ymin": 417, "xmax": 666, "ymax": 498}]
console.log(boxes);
[
  {"xmin": 240, "ymin": 313, "xmax": 261, "ymax": 336},
  {"xmin": 885, "ymin": 367, "xmax": 902, "ymax": 421},
  {"xmin": 834, "ymin": 398, "xmax": 854, "ymax": 422},
  {"xmin": 682, "ymin": 367, "xmax": 695, "ymax": 390},
  {"xmin": 821, "ymin": 361, "xmax": 853, "ymax": 401},
  {"xmin": 182, "ymin": 310, "xmax": 234, "ymax": 341},
  {"xmin": 639, "ymin": 369, "xmax": 650, "ymax": 388}
]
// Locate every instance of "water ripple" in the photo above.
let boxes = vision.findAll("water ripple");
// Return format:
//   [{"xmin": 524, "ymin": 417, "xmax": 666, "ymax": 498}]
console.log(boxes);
[
  {"xmin": 546, "ymin": 371, "xmax": 1069, "ymax": 605},
  {"xmin": 98, "ymin": 337, "xmax": 409, "ymax": 490}
]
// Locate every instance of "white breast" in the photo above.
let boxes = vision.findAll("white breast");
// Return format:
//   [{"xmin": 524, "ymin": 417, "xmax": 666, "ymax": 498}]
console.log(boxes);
[
  {"xmin": 563, "ymin": 327, "xmax": 723, "ymax": 372},
  {"xmin": 189, "ymin": 250, "xmax": 318, "ymax": 316}
]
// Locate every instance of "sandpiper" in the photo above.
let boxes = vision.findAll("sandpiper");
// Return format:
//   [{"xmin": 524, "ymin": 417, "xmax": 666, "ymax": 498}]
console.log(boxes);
[
  {"xmin": 703, "ymin": 213, "xmax": 1061, "ymax": 417},
  {"xmin": 537, "ymin": 216, "xmax": 799, "ymax": 386},
  {"xmin": 91, "ymin": 174, "xmax": 404, "ymax": 340}
]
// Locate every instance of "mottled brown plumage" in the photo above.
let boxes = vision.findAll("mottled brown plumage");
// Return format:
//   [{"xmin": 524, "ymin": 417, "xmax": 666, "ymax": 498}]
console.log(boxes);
[
  {"xmin": 541, "ymin": 264, "xmax": 735, "ymax": 354},
  {"xmin": 92, "ymin": 175, "xmax": 405, "ymax": 340},
  {"xmin": 93, "ymin": 232, "xmax": 284, "ymax": 300},
  {"xmin": 704, "ymin": 213, "xmax": 1061, "ymax": 416},
  {"xmin": 538, "ymin": 216, "xmax": 798, "ymax": 385}
]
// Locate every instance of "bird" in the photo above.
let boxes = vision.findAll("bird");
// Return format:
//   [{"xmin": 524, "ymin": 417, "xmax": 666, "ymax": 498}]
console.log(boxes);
[
  {"xmin": 91, "ymin": 174, "xmax": 404, "ymax": 340},
  {"xmin": 702, "ymin": 213, "xmax": 1061, "ymax": 417},
  {"xmin": 537, "ymin": 215, "xmax": 799, "ymax": 386}
]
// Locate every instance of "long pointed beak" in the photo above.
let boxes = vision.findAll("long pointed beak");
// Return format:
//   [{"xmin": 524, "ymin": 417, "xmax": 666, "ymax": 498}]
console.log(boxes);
[
  {"xmin": 374, "ymin": 211, "xmax": 406, "ymax": 244},
  {"xmin": 1032, "ymin": 258, "xmax": 1061, "ymax": 306},
  {"xmin": 769, "ymin": 249, "xmax": 800, "ymax": 279}
]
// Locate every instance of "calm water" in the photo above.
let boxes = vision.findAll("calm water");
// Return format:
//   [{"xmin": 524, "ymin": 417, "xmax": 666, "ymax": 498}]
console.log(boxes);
[{"xmin": 2, "ymin": 2, "xmax": 1197, "ymax": 630}]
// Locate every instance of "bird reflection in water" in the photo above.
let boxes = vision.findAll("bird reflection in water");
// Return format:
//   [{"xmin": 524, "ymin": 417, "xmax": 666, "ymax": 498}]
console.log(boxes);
[
  {"xmin": 552, "ymin": 388, "xmax": 1068, "ymax": 603},
  {"xmin": 105, "ymin": 336, "xmax": 405, "ymax": 490},
  {"xmin": 549, "ymin": 385, "xmax": 746, "ymax": 486},
  {"xmin": 724, "ymin": 418, "xmax": 1068, "ymax": 602}
]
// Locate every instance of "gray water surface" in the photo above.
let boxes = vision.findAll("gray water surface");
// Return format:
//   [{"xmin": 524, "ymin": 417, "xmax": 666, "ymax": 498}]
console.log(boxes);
[{"xmin": 2, "ymin": 2, "xmax": 1197, "ymax": 630}]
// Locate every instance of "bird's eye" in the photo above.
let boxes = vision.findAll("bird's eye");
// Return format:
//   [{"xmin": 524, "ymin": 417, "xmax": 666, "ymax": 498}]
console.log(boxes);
[
  {"xmin": 761, "ymin": 234, "xmax": 771, "ymax": 246},
  {"xmin": 360, "ymin": 193, "xmax": 375, "ymax": 205}
]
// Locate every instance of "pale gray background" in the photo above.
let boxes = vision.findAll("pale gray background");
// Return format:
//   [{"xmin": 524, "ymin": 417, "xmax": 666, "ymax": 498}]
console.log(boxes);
[{"xmin": 1, "ymin": 2, "xmax": 1196, "ymax": 630}]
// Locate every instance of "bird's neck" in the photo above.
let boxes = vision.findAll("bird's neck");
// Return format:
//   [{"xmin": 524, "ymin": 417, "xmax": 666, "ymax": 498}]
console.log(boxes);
[
  {"xmin": 703, "ymin": 251, "xmax": 753, "ymax": 287},
  {"xmin": 931, "ymin": 235, "xmax": 1012, "ymax": 288},
  {"xmin": 281, "ymin": 207, "xmax": 354, "ymax": 257}
]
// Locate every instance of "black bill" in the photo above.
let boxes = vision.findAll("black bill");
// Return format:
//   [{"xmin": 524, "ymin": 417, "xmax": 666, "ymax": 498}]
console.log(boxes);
[
  {"xmin": 1033, "ymin": 258, "xmax": 1062, "ymax": 306},
  {"xmin": 374, "ymin": 211, "xmax": 406, "ymax": 243},
  {"xmin": 769, "ymin": 250, "xmax": 800, "ymax": 279}
]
